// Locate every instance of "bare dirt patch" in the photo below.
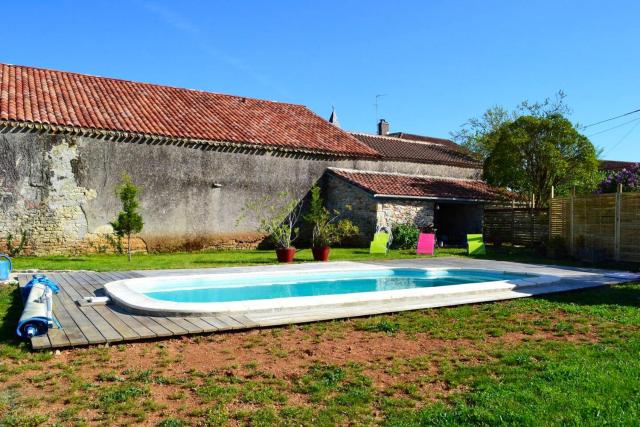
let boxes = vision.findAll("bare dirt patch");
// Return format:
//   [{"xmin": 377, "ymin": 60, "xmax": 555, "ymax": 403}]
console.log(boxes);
[{"xmin": 1, "ymin": 316, "xmax": 606, "ymax": 425}]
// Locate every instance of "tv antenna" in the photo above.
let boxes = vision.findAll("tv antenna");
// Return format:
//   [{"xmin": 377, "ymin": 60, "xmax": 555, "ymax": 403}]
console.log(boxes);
[{"xmin": 375, "ymin": 94, "xmax": 387, "ymax": 121}]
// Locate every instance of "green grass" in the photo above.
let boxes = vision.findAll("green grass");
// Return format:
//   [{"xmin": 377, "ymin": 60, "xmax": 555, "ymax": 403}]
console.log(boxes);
[
  {"xmin": 10, "ymin": 247, "xmax": 469, "ymax": 272},
  {"xmin": 1, "ymin": 281, "xmax": 639, "ymax": 424},
  {"xmin": 11, "ymin": 245, "xmax": 637, "ymax": 272},
  {"xmin": 1, "ymin": 248, "xmax": 640, "ymax": 425}
]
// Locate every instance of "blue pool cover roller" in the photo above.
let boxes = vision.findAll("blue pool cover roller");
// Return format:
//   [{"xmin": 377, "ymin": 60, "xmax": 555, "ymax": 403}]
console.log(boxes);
[{"xmin": 16, "ymin": 275, "xmax": 61, "ymax": 339}]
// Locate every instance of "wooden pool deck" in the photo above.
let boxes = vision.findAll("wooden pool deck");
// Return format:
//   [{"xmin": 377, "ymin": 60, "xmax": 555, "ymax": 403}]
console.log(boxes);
[
  {"xmin": 19, "ymin": 271, "xmax": 259, "ymax": 350},
  {"xmin": 18, "ymin": 259, "xmax": 629, "ymax": 350}
]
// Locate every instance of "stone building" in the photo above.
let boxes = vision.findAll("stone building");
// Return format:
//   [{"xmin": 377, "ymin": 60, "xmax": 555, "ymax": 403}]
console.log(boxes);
[{"xmin": 0, "ymin": 63, "xmax": 505, "ymax": 254}]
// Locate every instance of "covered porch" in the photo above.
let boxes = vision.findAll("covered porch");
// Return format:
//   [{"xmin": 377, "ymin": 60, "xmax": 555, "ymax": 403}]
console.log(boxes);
[{"xmin": 325, "ymin": 168, "xmax": 509, "ymax": 246}]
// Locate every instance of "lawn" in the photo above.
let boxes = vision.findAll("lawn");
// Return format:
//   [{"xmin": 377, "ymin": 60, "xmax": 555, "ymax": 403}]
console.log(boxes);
[
  {"xmin": 1, "ymin": 281, "xmax": 639, "ymax": 426},
  {"xmin": 11, "ymin": 245, "xmax": 633, "ymax": 272},
  {"xmin": 11, "ymin": 247, "xmax": 470, "ymax": 272},
  {"xmin": 1, "ymin": 249, "xmax": 639, "ymax": 425}
]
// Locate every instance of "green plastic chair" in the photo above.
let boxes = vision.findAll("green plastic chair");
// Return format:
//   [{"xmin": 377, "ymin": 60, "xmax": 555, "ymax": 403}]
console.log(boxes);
[
  {"xmin": 369, "ymin": 232, "xmax": 390, "ymax": 254},
  {"xmin": 467, "ymin": 234, "xmax": 486, "ymax": 255}
]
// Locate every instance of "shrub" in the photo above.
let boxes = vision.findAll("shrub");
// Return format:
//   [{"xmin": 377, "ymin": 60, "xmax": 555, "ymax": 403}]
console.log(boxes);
[
  {"xmin": 303, "ymin": 185, "xmax": 359, "ymax": 247},
  {"xmin": 5, "ymin": 230, "xmax": 29, "ymax": 257},
  {"xmin": 391, "ymin": 223, "xmax": 419, "ymax": 249},
  {"xmin": 597, "ymin": 164, "xmax": 640, "ymax": 193},
  {"xmin": 237, "ymin": 191, "xmax": 303, "ymax": 249}
]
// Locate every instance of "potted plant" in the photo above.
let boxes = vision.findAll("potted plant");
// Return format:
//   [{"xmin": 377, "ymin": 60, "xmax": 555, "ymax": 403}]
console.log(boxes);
[
  {"xmin": 304, "ymin": 186, "xmax": 359, "ymax": 261},
  {"xmin": 237, "ymin": 192, "xmax": 303, "ymax": 262}
]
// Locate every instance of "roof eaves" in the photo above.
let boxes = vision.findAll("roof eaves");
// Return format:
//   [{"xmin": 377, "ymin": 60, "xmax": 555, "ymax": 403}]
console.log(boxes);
[
  {"xmin": 0, "ymin": 119, "xmax": 381, "ymax": 159},
  {"xmin": 372, "ymin": 194, "xmax": 492, "ymax": 202}
]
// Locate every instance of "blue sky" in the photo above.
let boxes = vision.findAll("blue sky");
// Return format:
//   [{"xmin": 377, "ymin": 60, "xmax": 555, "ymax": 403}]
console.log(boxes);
[{"xmin": 2, "ymin": 1, "xmax": 638, "ymax": 160}]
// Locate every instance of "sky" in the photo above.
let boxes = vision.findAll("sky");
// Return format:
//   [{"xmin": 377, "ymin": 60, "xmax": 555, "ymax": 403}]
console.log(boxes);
[{"xmin": 1, "ymin": 0, "xmax": 638, "ymax": 161}]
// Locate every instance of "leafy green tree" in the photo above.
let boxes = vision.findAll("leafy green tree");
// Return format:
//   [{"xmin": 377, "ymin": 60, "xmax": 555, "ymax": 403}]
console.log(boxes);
[
  {"xmin": 110, "ymin": 174, "xmax": 144, "ymax": 261},
  {"xmin": 483, "ymin": 114, "xmax": 599, "ymax": 207},
  {"xmin": 452, "ymin": 91, "xmax": 571, "ymax": 159}
]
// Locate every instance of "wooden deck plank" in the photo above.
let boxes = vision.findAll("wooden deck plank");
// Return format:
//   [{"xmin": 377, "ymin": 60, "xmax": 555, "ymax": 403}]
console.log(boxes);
[
  {"xmin": 82, "ymin": 271, "xmax": 218, "ymax": 336},
  {"xmin": 75, "ymin": 271, "xmax": 182, "ymax": 338},
  {"xmin": 97, "ymin": 272, "xmax": 169, "ymax": 339},
  {"xmin": 76, "ymin": 272, "xmax": 150, "ymax": 339},
  {"xmin": 29, "ymin": 334, "xmax": 52, "ymax": 350},
  {"xmin": 48, "ymin": 274, "xmax": 106, "ymax": 345},
  {"xmin": 147, "ymin": 316, "xmax": 189, "ymax": 335},
  {"xmin": 23, "ymin": 273, "xmax": 82, "ymax": 347},
  {"xmin": 167, "ymin": 317, "xmax": 203, "ymax": 333},
  {"xmin": 127, "ymin": 313, "xmax": 174, "ymax": 337},
  {"xmin": 217, "ymin": 315, "xmax": 245, "ymax": 329},
  {"xmin": 184, "ymin": 317, "xmax": 217, "ymax": 333},
  {"xmin": 91, "ymin": 273, "xmax": 157, "ymax": 339},
  {"xmin": 229, "ymin": 314, "xmax": 259, "ymax": 328},
  {"xmin": 60, "ymin": 274, "xmax": 123, "ymax": 343},
  {"xmin": 71, "ymin": 273, "xmax": 141, "ymax": 340},
  {"xmin": 199, "ymin": 317, "xmax": 222, "ymax": 331},
  {"xmin": 44, "ymin": 290, "xmax": 88, "ymax": 346},
  {"xmin": 202, "ymin": 317, "xmax": 229, "ymax": 330},
  {"xmin": 46, "ymin": 328, "xmax": 72, "ymax": 348}
]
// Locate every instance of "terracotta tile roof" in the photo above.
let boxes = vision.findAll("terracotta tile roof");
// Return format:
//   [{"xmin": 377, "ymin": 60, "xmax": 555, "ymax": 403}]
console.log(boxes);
[
  {"xmin": 599, "ymin": 160, "xmax": 639, "ymax": 172},
  {"xmin": 387, "ymin": 132, "xmax": 461, "ymax": 148},
  {"xmin": 0, "ymin": 63, "xmax": 378, "ymax": 157},
  {"xmin": 329, "ymin": 168, "xmax": 509, "ymax": 201},
  {"xmin": 351, "ymin": 132, "xmax": 480, "ymax": 168}
]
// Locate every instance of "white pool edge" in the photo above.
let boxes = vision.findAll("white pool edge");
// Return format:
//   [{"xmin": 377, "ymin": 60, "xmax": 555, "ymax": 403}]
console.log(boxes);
[{"xmin": 104, "ymin": 263, "xmax": 562, "ymax": 316}]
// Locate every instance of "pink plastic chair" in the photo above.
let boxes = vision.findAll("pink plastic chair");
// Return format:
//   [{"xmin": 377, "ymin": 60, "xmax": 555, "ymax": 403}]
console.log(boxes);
[{"xmin": 416, "ymin": 233, "xmax": 435, "ymax": 255}]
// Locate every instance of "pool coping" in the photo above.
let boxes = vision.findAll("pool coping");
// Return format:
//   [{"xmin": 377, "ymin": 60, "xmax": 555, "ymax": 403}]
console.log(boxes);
[{"xmin": 104, "ymin": 263, "xmax": 561, "ymax": 317}]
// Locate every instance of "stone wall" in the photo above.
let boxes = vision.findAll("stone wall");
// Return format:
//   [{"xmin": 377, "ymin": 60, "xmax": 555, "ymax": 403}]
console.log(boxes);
[
  {"xmin": 376, "ymin": 199, "xmax": 435, "ymax": 230},
  {"xmin": 0, "ymin": 130, "xmax": 482, "ymax": 254},
  {"xmin": 324, "ymin": 174, "xmax": 378, "ymax": 243},
  {"xmin": 324, "ymin": 175, "xmax": 438, "ymax": 242},
  {"xmin": 0, "ymin": 133, "xmax": 97, "ymax": 254}
]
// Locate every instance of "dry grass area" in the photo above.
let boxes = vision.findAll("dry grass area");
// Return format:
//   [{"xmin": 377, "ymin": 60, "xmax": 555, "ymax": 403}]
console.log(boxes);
[{"xmin": 2, "ymin": 280, "xmax": 640, "ymax": 426}]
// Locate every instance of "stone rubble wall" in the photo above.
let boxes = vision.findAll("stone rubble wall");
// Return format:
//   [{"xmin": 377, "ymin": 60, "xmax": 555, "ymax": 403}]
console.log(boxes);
[
  {"xmin": 376, "ymin": 199, "xmax": 435, "ymax": 230},
  {"xmin": 324, "ymin": 174, "xmax": 379, "ymax": 244},
  {"xmin": 325, "ymin": 175, "xmax": 437, "ymax": 242},
  {"xmin": 0, "ymin": 133, "xmax": 99, "ymax": 254}
]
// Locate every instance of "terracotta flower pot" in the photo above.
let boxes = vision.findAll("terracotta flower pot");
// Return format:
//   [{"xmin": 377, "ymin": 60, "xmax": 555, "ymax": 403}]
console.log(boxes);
[
  {"xmin": 312, "ymin": 246, "xmax": 331, "ymax": 262},
  {"xmin": 276, "ymin": 247, "xmax": 296, "ymax": 263}
]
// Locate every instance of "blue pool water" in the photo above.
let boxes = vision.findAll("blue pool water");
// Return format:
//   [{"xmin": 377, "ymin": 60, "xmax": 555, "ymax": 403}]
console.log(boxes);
[{"xmin": 143, "ymin": 268, "xmax": 529, "ymax": 303}]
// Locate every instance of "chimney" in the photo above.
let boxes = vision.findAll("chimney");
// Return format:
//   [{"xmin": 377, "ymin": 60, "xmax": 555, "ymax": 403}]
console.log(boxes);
[{"xmin": 377, "ymin": 119, "xmax": 389, "ymax": 136}]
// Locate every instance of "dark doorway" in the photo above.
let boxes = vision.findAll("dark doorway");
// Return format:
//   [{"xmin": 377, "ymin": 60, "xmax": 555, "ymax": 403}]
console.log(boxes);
[{"xmin": 434, "ymin": 202, "xmax": 483, "ymax": 246}]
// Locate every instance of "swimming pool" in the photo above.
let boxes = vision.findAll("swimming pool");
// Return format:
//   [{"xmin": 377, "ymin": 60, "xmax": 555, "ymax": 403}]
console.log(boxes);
[
  {"xmin": 143, "ymin": 269, "xmax": 530, "ymax": 303},
  {"xmin": 104, "ymin": 264, "xmax": 557, "ymax": 316}
]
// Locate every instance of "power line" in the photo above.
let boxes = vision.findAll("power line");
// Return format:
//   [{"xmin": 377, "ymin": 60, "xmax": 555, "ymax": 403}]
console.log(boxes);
[
  {"xmin": 603, "ymin": 119, "xmax": 640, "ymax": 155},
  {"xmin": 581, "ymin": 108, "xmax": 640, "ymax": 129},
  {"xmin": 587, "ymin": 116, "xmax": 640, "ymax": 138}
]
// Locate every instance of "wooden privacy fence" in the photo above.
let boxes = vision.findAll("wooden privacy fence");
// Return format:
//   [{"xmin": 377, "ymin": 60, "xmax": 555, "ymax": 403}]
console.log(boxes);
[
  {"xmin": 484, "ymin": 208, "xmax": 549, "ymax": 247},
  {"xmin": 550, "ymin": 191, "xmax": 640, "ymax": 263}
]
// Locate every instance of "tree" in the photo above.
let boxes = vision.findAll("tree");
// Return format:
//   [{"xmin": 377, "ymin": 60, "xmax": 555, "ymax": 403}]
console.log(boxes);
[
  {"xmin": 452, "ymin": 91, "xmax": 571, "ymax": 160},
  {"xmin": 483, "ymin": 114, "xmax": 599, "ymax": 207},
  {"xmin": 110, "ymin": 174, "xmax": 144, "ymax": 261}
]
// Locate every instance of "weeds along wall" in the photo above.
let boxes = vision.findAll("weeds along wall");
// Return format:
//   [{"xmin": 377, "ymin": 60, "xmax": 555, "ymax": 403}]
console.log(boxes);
[{"xmin": 0, "ymin": 131, "xmax": 481, "ymax": 254}]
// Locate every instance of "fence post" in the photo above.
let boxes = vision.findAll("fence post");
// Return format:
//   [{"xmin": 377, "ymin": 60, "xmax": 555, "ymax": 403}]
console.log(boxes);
[
  {"xmin": 569, "ymin": 187, "xmax": 575, "ymax": 256},
  {"xmin": 614, "ymin": 183, "xmax": 622, "ymax": 262},
  {"xmin": 548, "ymin": 187, "xmax": 554, "ymax": 242},
  {"xmin": 511, "ymin": 205, "xmax": 516, "ymax": 245}
]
